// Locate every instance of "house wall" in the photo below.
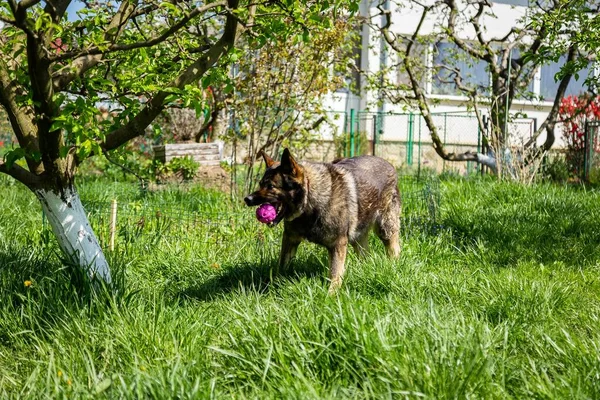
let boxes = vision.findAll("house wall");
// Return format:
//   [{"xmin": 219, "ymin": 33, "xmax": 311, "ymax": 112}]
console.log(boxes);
[{"xmin": 320, "ymin": 0, "xmax": 596, "ymax": 161}]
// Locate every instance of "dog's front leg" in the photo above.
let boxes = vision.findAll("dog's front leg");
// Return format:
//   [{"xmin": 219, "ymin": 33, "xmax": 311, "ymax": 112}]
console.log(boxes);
[
  {"xmin": 277, "ymin": 230, "xmax": 301, "ymax": 275},
  {"xmin": 327, "ymin": 237, "xmax": 348, "ymax": 294}
]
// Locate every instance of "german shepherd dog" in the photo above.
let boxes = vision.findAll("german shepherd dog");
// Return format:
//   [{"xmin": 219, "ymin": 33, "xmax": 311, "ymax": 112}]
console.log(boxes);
[{"xmin": 244, "ymin": 149, "xmax": 401, "ymax": 293}]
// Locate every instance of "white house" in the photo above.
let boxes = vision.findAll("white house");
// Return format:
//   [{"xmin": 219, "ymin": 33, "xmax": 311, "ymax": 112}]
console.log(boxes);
[{"xmin": 320, "ymin": 0, "xmax": 597, "ymax": 171}]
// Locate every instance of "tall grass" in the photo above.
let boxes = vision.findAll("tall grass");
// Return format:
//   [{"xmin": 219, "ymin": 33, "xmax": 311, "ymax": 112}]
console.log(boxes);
[{"xmin": 1, "ymin": 175, "xmax": 600, "ymax": 398}]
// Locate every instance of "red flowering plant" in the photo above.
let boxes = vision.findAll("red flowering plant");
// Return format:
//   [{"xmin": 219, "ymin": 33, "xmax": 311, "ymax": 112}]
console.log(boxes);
[{"xmin": 558, "ymin": 94, "xmax": 600, "ymax": 177}]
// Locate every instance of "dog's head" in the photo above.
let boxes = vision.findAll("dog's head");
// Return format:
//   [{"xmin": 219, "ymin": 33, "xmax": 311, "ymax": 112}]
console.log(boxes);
[{"xmin": 244, "ymin": 148, "xmax": 306, "ymax": 226}]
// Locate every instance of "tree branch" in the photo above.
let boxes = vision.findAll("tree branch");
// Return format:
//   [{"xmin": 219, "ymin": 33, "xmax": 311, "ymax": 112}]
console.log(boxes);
[
  {"xmin": 0, "ymin": 159, "xmax": 44, "ymax": 188},
  {"xmin": 100, "ymin": 0, "xmax": 248, "ymax": 153},
  {"xmin": 488, "ymin": 27, "xmax": 519, "ymax": 44},
  {"xmin": 17, "ymin": 0, "xmax": 41, "ymax": 11},
  {"xmin": 526, "ymin": 44, "xmax": 577, "ymax": 150},
  {"xmin": 255, "ymin": 116, "xmax": 326, "ymax": 160},
  {"xmin": 444, "ymin": 0, "xmax": 486, "ymax": 60},
  {"xmin": 379, "ymin": 2, "xmax": 495, "ymax": 169},
  {"xmin": 44, "ymin": 0, "xmax": 72, "ymax": 22},
  {"xmin": 0, "ymin": 15, "xmax": 17, "ymax": 26},
  {"xmin": 469, "ymin": 1, "xmax": 500, "ymax": 74},
  {"xmin": 50, "ymin": 1, "xmax": 227, "ymax": 63},
  {"xmin": 51, "ymin": 0, "xmax": 139, "ymax": 91},
  {"xmin": 0, "ymin": 58, "xmax": 43, "ymax": 175}
]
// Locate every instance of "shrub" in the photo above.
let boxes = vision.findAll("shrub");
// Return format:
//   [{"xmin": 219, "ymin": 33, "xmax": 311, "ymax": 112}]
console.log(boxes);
[
  {"xmin": 543, "ymin": 154, "xmax": 570, "ymax": 184},
  {"xmin": 335, "ymin": 130, "xmax": 370, "ymax": 158},
  {"xmin": 168, "ymin": 156, "xmax": 200, "ymax": 181},
  {"xmin": 558, "ymin": 94, "xmax": 600, "ymax": 178}
]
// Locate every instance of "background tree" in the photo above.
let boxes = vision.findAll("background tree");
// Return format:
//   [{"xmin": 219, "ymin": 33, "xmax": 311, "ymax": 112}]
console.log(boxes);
[
  {"xmin": 369, "ymin": 0, "xmax": 597, "ymax": 178},
  {"xmin": 0, "ymin": 0, "xmax": 357, "ymax": 286},
  {"xmin": 223, "ymin": 18, "xmax": 358, "ymax": 194},
  {"xmin": 150, "ymin": 86, "xmax": 227, "ymax": 144},
  {"xmin": 530, "ymin": 0, "xmax": 599, "ymax": 92}
]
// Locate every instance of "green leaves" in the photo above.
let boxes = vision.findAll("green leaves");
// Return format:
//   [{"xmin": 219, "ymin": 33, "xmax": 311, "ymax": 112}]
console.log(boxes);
[
  {"xmin": 3, "ymin": 147, "xmax": 41, "ymax": 169},
  {"xmin": 1, "ymin": 0, "xmax": 361, "ymax": 181},
  {"xmin": 3, "ymin": 148, "xmax": 27, "ymax": 169},
  {"xmin": 50, "ymin": 93, "xmax": 108, "ymax": 161}
]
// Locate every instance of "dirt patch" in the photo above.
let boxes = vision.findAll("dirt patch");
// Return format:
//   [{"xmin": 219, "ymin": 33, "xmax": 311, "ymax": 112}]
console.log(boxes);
[{"xmin": 195, "ymin": 165, "xmax": 231, "ymax": 193}]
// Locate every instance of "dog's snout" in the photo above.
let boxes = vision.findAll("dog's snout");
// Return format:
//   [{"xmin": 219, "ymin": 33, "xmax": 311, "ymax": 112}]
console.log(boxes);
[{"xmin": 244, "ymin": 195, "xmax": 254, "ymax": 206}]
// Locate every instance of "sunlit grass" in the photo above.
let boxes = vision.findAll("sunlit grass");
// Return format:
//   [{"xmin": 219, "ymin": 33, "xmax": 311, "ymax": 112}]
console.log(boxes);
[{"xmin": 1, "ymin": 175, "xmax": 600, "ymax": 398}]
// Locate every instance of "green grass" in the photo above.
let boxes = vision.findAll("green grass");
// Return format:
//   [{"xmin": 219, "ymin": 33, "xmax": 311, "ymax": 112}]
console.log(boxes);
[{"xmin": 1, "ymin": 175, "xmax": 600, "ymax": 398}]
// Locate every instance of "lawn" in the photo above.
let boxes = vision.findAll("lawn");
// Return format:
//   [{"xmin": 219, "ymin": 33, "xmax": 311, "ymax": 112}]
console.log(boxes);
[{"xmin": 1, "ymin": 174, "xmax": 600, "ymax": 398}]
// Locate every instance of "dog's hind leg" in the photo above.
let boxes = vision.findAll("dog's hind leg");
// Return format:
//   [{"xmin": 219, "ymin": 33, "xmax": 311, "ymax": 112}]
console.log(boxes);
[
  {"xmin": 380, "ymin": 230, "xmax": 400, "ymax": 258},
  {"xmin": 375, "ymin": 187, "xmax": 401, "ymax": 258},
  {"xmin": 327, "ymin": 238, "xmax": 348, "ymax": 294},
  {"xmin": 277, "ymin": 231, "xmax": 301, "ymax": 274},
  {"xmin": 351, "ymin": 232, "xmax": 370, "ymax": 258}
]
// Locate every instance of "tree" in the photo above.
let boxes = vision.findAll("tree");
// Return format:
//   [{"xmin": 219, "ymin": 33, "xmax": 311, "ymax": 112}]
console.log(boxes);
[
  {"xmin": 368, "ymin": 0, "xmax": 596, "ymax": 177},
  {"xmin": 0, "ymin": 0, "xmax": 357, "ymax": 286},
  {"xmin": 225, "ymin": 18, "xmax": 357, "ymax": 194},
  {"xmin": 531, "ymin": 0, "xmax": 600, "ymax": 91}
]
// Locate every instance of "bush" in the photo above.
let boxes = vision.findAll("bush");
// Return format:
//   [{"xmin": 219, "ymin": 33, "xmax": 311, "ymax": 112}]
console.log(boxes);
[
  {"xmin": 169, "ymin": 156, "xmax": 200, "ymax": 180},
  {"xmin": 335, "ymin": 130, "xmax": 370, "ymax": 158},
  {"xmin": 151, "ymin": 156, "xmax": 200, "ymax": 182},
  {"xmin": 558, "ymin": 94, "xmax": 600, "ymax": 178},
  {"xmin": 543, "ymin": 154, "xmax": 570, "ymax": 184}
]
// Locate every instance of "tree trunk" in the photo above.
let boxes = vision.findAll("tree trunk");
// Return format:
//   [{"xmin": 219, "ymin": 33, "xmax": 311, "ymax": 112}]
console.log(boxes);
[
  {"xmin": 211, "ymin": 106, "xmax": 229, "ymax": 140},
  {"xmin": 34, "ymin": 185, "xmax": 112, "ymax": 284}
]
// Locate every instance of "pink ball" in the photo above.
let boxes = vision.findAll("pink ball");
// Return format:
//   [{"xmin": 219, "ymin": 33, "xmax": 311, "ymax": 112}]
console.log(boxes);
[{"xmin": 256, "ymin": 203, "xmax": 277, "ymax": 224}]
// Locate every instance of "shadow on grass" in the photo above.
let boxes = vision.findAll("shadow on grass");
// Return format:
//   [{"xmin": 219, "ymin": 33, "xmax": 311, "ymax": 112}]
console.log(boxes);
[
  {"xmin": 0, "ymin": 245, "xmax": 87, "ymax": 344},
  {"xmin": 0, "ymin": 245, "xmax": 133, "ymax": 330},
  {"xmin": 179, "ymin": 256, "xmax": 326, "ymax": 302}
]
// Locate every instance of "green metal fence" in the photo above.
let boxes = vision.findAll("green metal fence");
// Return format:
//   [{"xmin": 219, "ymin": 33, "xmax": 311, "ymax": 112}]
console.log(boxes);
[
  {"xmin": 339, "ymin": 110, "xmax": 483, "ymax": 174},
  {"xmin": 584, "ymin": 120, "xmax": 600, "ymax": 182},
  {"xmin": 336, "ymin": 109, "xmax": 537, "ymax": 176}
]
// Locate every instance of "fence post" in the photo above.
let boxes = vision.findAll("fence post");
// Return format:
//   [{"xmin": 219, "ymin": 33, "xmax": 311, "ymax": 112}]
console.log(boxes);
[
  {"xmin": 477, "ymin": 119, "xmax": 481, "ymax": 175},
  {"xmin": 417, "ymin": 115, "xmax": 422, "ymax": 179},
  {"xmin": 356, "ymin": 112, "xmax": 361, "ymax": 156},
  {"xmin": 443, "ymin": 113, "xmax": 448, "ymax": 172},
  {"xmin": 349, "ymin": 108, "xmax": 355, "ymax": 157},
  {"xmin": 585, "ymin": 121, "xmax": 592, "ymax": 182},
  {"xmin": 109, "ymin": 199, "xmax": 118, "ymax": 251},
  {"xmin": 342, "ymin": 111, "xmax": 348, "ymax": 158},
  {"xmin": 407, "ymin": 113, "xmax": 414, "ymax": 166},
  {"xmin": 480, "ymin": 115, "xmax": 486, "ymax": 176},
  {"xmin": 372, "ymin": 114, "xmax": 378, "ymax": 156}
]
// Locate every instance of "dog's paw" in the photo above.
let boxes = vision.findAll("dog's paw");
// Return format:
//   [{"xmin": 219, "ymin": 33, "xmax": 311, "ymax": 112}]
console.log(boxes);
[{"xmin": 327, "ymin": 280, "xmax": 342, "ymax": 296}]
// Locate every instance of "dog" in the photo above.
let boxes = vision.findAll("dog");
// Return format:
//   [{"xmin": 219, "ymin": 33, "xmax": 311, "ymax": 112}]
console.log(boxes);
[{"xmin": 244, "ymin": 148, "xmax": 401, "ymax": 293}]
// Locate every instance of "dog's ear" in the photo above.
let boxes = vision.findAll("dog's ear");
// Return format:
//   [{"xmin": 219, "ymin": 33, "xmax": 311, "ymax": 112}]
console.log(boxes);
[
  {"xmin": 280, "ymin": 148, "xmax": 300, "ymax": 175},
  {"xmin": 260, "ymin": 150, "xmax": 275, "ymax": 168}
]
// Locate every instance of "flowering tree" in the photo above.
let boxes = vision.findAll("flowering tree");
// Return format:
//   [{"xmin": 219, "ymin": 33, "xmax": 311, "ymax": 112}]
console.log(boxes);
[{"xmin": 558, "ymin": 95, "xmax": 600, "ymax": 176}]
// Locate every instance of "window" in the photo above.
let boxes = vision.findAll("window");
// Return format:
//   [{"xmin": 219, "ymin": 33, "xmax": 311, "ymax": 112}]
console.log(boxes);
[
  {"xmin": 493, "ymin": 0, "xmax": 530, "ymax": 6},
  {"xmin": 335, "ymin": 38, "xmax": 361, "ymax": 93},
  {"xmin": 540, "ymin": 55, "xmax": 594, "ymax": 101},
  {"xmin": 396, "ymin": 38, "xmax": 428, "ymax": 89},
  {"xmin": 503, "ymin": 47, "xmax": 536, "ymax": 99},
  {"xmin": 432, "ymin": 42, "xmax": 489, "ymax": 96}
]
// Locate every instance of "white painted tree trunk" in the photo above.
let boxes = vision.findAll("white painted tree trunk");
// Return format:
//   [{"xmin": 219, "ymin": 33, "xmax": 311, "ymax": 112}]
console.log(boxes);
[
  {"xmin": 35, "ymin": 186, "xmax": 112, "ymax": 284},
  {"xmin": 477, "ymin": 153, "xmax": 498, "ymax": 173}
]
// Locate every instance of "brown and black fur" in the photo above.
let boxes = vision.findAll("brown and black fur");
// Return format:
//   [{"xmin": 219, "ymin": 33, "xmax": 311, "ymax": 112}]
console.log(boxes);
[{"xmin": 244, "ymin": 148, "xmax": 401, "ymax": 293}]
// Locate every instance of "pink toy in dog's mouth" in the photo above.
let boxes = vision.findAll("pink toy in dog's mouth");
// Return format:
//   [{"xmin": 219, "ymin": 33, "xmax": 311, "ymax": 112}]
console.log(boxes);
[{"xmin": 256, "ymin": 203, "xmax": 278, "ymax": 224}]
